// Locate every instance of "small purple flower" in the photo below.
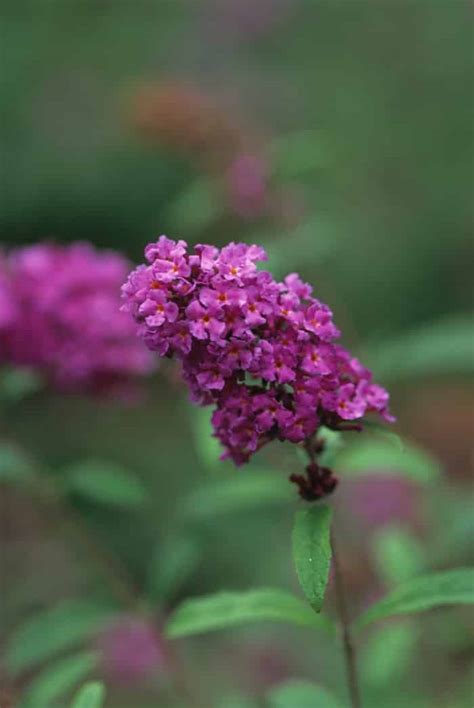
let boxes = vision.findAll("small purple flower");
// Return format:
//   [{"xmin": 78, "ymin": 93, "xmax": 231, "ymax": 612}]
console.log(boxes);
[
  {"xmin": 272, "ymin": 345, "xmax": 297, "ymax": 384},
  {"xmin": 242, "ymin": 286, "xmax": 271, "ymax": 326},
  {"xmin": 301, "ymin": 343, "xmax": 335, "ymax": 376},
  {"xmin": 196, "ymin": 363, "xmax": 228, "ymax": 391},
  {"xmin": 199, "ymin": 284, "xmax": 245, "ymax": 310},
  {"xmin": 304, "ymin": 302, "xmax": 340, "ymax": 341},
  {"xmin": 216, "ymin": 340, "xmax": 253, "ymax": 371},
  {"xmin": 170, "ymin": 322, "xmax": 193, "ymax": 355},
  {"xmin": 281, "ymin": 412, "xmax": 318, "ymax": 443},
  {"xmin": 152, "ymin": 255, "xmax": 191, "ymax": 282},
  {"xmin": 336, "ymin": 383, "xmax": 367, "ymax": 420},
  {"xmin": 139, "ymin": 292, "xmax": 179, "ymax": 328},
  {"xmin": 217, "ymin": 241, "xmax": 264, "ymax": 283},
  {"xmin": 293, "ymin": 375, "xmax": 320, "ymax": 409},
  {"xmin": 194, "ymin": 243, "xmax": 219, "ymax": 273},
  {"xmin": 284, "ymin": 272, "xmax": 313, "ymax": 300},
  {"xmin": 252, "ymin": 391, "xmax": 291, "ymax": 432},
  {"xmin": 145, "ymin": 235, "xmax": 187, "ymax": 263},
  {"xmin": 278, "ymin": 292, "xmax": 304, "ymax": 326},
  {"xmin": 186, "ymin": 300, "xmax": 225, "ymax": 341},
  {"xmin": 364, "ymin": 382, "xmax": 396, "ymax": 422}
]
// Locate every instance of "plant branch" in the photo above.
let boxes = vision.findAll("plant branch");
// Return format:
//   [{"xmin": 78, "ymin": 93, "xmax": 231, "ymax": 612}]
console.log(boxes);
[{"xmin": 331, "ymin": 533, "xmax": 362, "ymax": 708}]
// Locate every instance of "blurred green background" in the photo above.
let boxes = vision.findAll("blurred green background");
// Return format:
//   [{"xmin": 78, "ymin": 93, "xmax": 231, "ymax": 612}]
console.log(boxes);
[{"xmin": 1, "ymin": 1, "xmax": 473, "ymax": 707}]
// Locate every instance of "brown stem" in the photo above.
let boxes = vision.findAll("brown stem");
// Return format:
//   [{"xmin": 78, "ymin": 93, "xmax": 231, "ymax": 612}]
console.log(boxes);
[
  {"xmin": 304, "ymin": 435, "xmax": 317, "ymax": 464},
  {"xmin": 331, "ymin": 534, "xmax": 362, "ymax": 708},
  {"xmin": 55, "ymin": 499, "xmax": 141, "ymax": 608}
]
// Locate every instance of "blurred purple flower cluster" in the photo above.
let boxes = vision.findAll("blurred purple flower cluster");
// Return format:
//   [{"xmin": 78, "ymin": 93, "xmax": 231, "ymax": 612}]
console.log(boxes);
[
  {"xmin": 0, "ymin": 242, "xmax": 154, "ymax": 394},
  {"xmin": 0, "ymin": 253, "xmax": 17, "ymax": 332},
  {"xmin": 99, "ymin": 616, "xmax": 165, "ymax": 683},
  {"xmin": 226, "ymin": 154, "xmax": 268, "ymax": 219},
  {"xmin": 122, "ymin": 236, "xmax": 393, "ymax": 467}
]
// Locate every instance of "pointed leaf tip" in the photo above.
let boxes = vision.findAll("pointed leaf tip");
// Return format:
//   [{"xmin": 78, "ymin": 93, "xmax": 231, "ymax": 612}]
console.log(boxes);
[
  {"xmin": 292, "ymin": 504, "xmax": 333, "ymax": 611},
  {"xmin": 356, "ymin": 567, "xmax": 474, "ymax": 630}
]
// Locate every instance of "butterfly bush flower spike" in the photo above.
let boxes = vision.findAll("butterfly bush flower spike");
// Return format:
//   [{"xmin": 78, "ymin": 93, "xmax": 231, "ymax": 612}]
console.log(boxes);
[
  {"xmin": 122, "ymin": 236, "xmax": 394, "ymax": 500},
  {"xmin": 0, "ymin": 243, "xmax": 154, "ymax": 395}
]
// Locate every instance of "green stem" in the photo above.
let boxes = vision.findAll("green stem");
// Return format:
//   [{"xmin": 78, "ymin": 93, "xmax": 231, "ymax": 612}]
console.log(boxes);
[{"xmin": 331, "ymin": 534, "xmax": 362, "ymax": 708}]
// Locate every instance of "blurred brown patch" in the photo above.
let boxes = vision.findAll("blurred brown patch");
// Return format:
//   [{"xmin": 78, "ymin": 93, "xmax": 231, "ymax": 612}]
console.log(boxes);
[
  {"xmin": 401, "ymin": 383, "xmax": 474, "ymax": 482},
  {"xmin": 128, "ymin": 82, "xmax": 244, "ymax": 170}
]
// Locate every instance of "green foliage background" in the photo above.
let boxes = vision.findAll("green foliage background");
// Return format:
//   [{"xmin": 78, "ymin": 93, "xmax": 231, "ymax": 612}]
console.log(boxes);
[{"xmin": 1, "ymin": 1, "xmax": 473, "ymax": 707}]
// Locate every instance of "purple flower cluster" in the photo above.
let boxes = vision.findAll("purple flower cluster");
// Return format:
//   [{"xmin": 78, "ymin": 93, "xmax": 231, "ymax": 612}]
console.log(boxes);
[
  {"xmin": 226, "ymin": 154, "xmax": 268, "ymax": 219},
  {"xmin": 0, "ymin": 242, "xmax": 154, "ymax": 393},
  {"xmin": 122, "ymin": 236, "xmax": 393, "ymax": 471},
  {"xmin": 98, "ymin": 616, "xmax": 165, "ymax": 683}
]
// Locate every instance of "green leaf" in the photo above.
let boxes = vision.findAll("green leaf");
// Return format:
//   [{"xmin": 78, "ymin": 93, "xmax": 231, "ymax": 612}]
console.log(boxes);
[
  {"xmin": 356, "ymin": 568, "xmax": 474, "ymax": 630},
  {"xmin": 71, "ymin": 681, "xmax": 105, "ymax": 708},
  {"xmin": 191, "ymin": 406, "xmax": 222, "ymax": 471},
  {"xmin": 362, "ymin": 316, "xmax": 474, "ymax": 382},
  {"xmin": 267, "ymin": 680, "xmax": 341, "ymax": 708},
  {"xmin": 6, "ymin": 599, "xmax": 115, "ymax": 674},
  {"xmin": 166, "ymin": 177, "xmax": 222, "ymax": 235},
  {"xmin": 21, "ymin": 651, "xmax": 99, "ymax": 708},
  {"xmin": 0, "ymin": 366, "xmax": 43, "ymax": 403},
  {"xmin": 181, "ymin": 470, "xmax": 290, "ymax": 521},
  {"xmin": 361, "ymin": 622, "xmax": 418, "ymax": 687},
  {"xmin": 292, "ymin": 505, "xmax": 332, "ymax": 612},
  {"xmin": 270, "ymin": 129, "xmax": 331, "ymax": 180},
  {"xmin": 372, "ymin": 526, "xmax": 425, "ymax": 587},
  {"xmin": 63, "ymin": 461, "xmax": 147, "ymax": 508},
  {"xmin": 165, "ymin": 588, "xmax": 332, "ymax": 639},
  {"xmin": 360, "ymin": 421, "xmax": 405, "ymax": 451},
  {"xmin": 432, "ymin": 491, "xmax": 474, "ymax": 562},
  {"xmin": 0, "ymin": 443, "xmax": 34, "ymax": 483},
  {"xmin": 215, "ymin": 696, "xmax": 257, "ymax": 708},
  {"xmin": 263, "ymin": 216, "xmax": 339, "ymax": 279},
  {"xmin": 334, "ymin": 437, "xmax": 441, "ymax": 484},
  {"xmin": 146, "ymin": 534, "xmax": 201, "ymax": 602},
  {"xmin": 315, "ymin": 427, "xmax": 345, "ymax": 467}
]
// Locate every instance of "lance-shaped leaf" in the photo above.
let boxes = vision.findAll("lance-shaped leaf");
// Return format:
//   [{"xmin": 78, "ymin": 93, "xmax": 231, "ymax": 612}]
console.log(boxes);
[
  {"xmin": 356, "ymin": 568, "xmax": 474, "ymax": 630},
  {"xmin": 0, "ymin": 443, "xmax": 34, "ymax": 483},
  {"xmin": 21, "ymin": 651, "xmax": 99, "ymax": 708},
  {"xmin": 146, "ymin": 534, "xmax": 201, "ymax": 602},
  {"xmin": 333, "ymin": 437, "xmax": 441, "ymax": 484},
  {"xmin": 165, "ymin": 588, "xmax": 332, "ymax": 639},
  {"xmin": 360, "ymin": 622, "xmax": 418, "ymax": 688},
  {"xmin": 372, "ymin": 526, "xmax": 425, "ymax": 587},
  {"xmin": 6, "ymin": 599, "xmax": 116, "ymax": 674},
  {"xmin": 63, "ymin": 460, "xmax": 147, "ymax": 508},
  {"xmin": 292, "ymin": 504, "xmax": 332, "ymax": 611},
  {"xmin": 361, "ymin": 316, "xmax": 474, "ymax": 382},
  {"xmin": 0, "ymin": 366, "xmax": 43, "ymax": 403},
  {"xmin": 267, "ymin": 680, "xmax": 342, "ymax": 708},
  {"xmin": 181, "ymin": 470, "xmax": 290, "ymax": 521},
  {"xmin": 71, "ymin": 681, "xmax": 106, "ymax": 708}
]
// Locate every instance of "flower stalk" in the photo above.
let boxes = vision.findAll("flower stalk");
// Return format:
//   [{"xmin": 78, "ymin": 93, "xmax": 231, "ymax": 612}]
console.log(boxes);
[{"xmin": 331, "ymin": 534, "xmax": 362, "ymax": 708}]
